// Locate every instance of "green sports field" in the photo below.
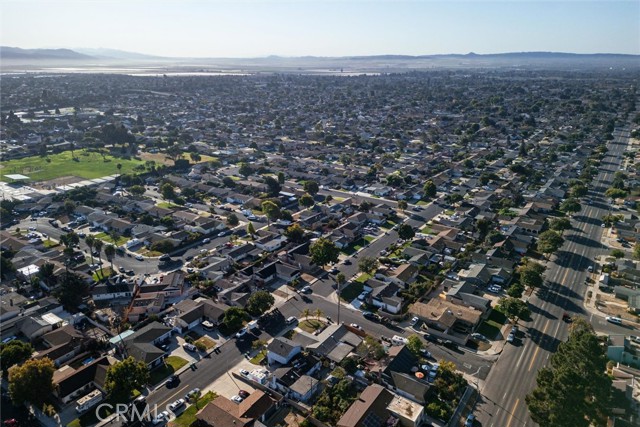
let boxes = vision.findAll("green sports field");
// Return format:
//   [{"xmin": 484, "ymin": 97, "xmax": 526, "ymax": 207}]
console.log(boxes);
[{"xmin": 0, "ymin": 151, "xmax": 145, "ymax": 182}]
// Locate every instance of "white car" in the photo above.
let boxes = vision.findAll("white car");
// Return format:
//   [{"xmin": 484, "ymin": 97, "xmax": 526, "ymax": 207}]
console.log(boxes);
[
  {"xmin": 410, "ymin": 316, "xmax": 419, "ymax": 326},
  {"xmin": 152, "ymin": 410, "xmax": 170, "ymax": 425},
  {"xmin": 231, "ymin": 395, "xmax": 244, "ymax": 403},
  {"xmin": 135, "ymin": 254, "xmax": 144, "ymax": 261},
  {"xmin": 487, "ymin": 285, "xmax": 502, "ymax": 293},
  {"xmin": 606, "ymin": 316, "xmax": 623, "ymax": 325},
  {"xmin": 236, "ymin": 328, "xmax": 247, "ymax": 338},
  {"xmin": 182, "ymin": 343, "xmax": 197, "ymax": 352},
  {"xmin": 507, "ymin": 332, "xmax": 515, "ymax": 343},
  {"xmin": 239, "ymin": 369, "xmax": 249, "ymax": 377},
  {"xmin": 350, "ymin": 323, "xmax": 362, "ymax": 330},
  {"xmin": 168, "ymin": 398, "xmax": 185, "ymax": 412},
  {"xmin": 285, "ymin": 316, "xmax": 297, "ymax": 325}
]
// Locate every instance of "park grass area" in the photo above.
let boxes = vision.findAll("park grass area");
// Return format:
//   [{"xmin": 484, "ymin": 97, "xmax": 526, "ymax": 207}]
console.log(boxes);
[
  {"xmin": 0, "ymin": 151, "xmax": 144, "ymax": 182},
  {"xmin": 149, "ymin": 356, "xmax": 188, "ymax": 385},
  {"xmin": 250, "ymin": 350, "xmax": 266, "ymax": 365},
  {"xmin": 299, "ymin": 319, "xmax": 325, "ymax": 333},
  {"xmin": 476, "ymin": 309, "xmax": 508, "ymax": 340},
  {"xmin": 340, "ymin": 281, "xmax": 365, "ymax": 302},
  {"xmin": 172, "ymin": 391, "xmax": 217, "ymax": 427},
  {"xmin": 94, "ymin": 232, "xmax": 129, "ymax": 246},
  {"xmin": 195, "ymin": 336, "xmax": 216, "ymax": 350}
]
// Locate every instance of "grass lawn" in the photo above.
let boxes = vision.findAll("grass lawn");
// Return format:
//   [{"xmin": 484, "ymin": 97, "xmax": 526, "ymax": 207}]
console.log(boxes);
[
  {"xmin": 340, "ymin": 281, "xmax": 365, "ymax": 302},
  {"xmin": 0, "ymin": 151, "xmax": 145, "ymax": 182},
  {"xmin": 417, "ymin": 200, "xmax": 430, "ymax": 206},
  {"xmin": 477, "ymin": 309, "xmax": 508, "ymax": 340},
  {"xmin": 43, "ymin": 239, "xmax": 59, "ymax": 248},
  {"xmin": 92, "ymin": 267, "xmax": 113, "ymax": 281},
  {"xmin": 364, "ymin": 235, "xmax": 374, "ymax": 243},
  {"xmin": 172, "ymin": 391, "xmax": 217, "ymax": 427},
  {"xmin": 94, "ymin": 232, "xmax": 129, "ymax": 246},
  {"xmin": 195, "ymin": 336, "xmax": 216, "ymax": 350},
  {"xmin": 299, "ymin": 319, "xmax": 325, "ymax": 333},
  {"xmin": 156, "ymin": 201, "xmax": 175, "ymax": 209},
  {"xmin": 250, "ymin": 350, "xmax": 266, "ymax": 365},
  {"xmin": 149, "ymin": 356, "xmax": 188, "ymax": 385},
  {"xmin": 355, "ymin": 273, "xmax": 372, "ymax": 284},
  {"xmin": 420, "ymin": 225, "xmax": 437, "ymax": 235}
]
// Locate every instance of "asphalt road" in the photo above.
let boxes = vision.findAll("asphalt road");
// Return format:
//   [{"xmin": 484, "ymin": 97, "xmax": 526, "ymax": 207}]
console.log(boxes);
[{"xmin": 476, "ymin": 128, "xmax": 631, "ymax": 427}]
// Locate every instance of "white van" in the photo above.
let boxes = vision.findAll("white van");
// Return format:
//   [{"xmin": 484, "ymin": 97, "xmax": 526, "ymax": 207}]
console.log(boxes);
[{"xmin": 391, "ymin": 335, "xmax": 408, "ymax": 346}]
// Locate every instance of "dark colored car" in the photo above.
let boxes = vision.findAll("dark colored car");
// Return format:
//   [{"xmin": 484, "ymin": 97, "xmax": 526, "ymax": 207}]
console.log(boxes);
[
  {"xmin": 166, "ymin": 375, "xmax": 179, "ymax": 388},
  {"xmin": 238, "ymin": 390, "xmax": 250, "ymax": 399}
]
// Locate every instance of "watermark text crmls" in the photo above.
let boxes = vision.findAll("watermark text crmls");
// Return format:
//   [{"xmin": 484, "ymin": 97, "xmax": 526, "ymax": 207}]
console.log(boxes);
[{"xmin": 95, "ymin": 403, "xmax": 176, "ymax": 423}]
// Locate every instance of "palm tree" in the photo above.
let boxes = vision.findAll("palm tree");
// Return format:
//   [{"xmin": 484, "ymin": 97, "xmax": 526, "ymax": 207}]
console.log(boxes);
[
  {"xmin": 116, "ymin": 163, "xmax": 122, "ymax": 177},
  {"xmin": 93, "ymin": 239, "xmax": 104, "ymax": 275},
  {"xmin": 85, "ymin": 235, "xmax": 96, "ymax": 265},
  {"xmin": 104, "ymin": 245, "xmax": 116, "ymax": 275},
  {"xmin": 314, "ymin": 309, "xmax": 323, "ymax": 321},
  {"xmin": 302, "ymin": 308, "xmax": 311, "ymax": 321},
  {"xmin": 109, "ymin": 230, "xmax": 120, "ymax": 246}
]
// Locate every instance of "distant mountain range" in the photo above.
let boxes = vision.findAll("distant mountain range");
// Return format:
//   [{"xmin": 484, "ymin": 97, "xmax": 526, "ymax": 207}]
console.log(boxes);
[{"xmin": 1, "ymin": 46, "xmax": 638, "ymax": 61}]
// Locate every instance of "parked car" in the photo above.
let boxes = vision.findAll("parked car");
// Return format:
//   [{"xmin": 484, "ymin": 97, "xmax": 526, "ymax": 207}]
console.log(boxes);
[
  {"xmin": 231, "ymin": 395, "xmax": 244, "ymax": 403},
  {"xmin": 168, "ymin": 398, "xmax": 185, "ymax": 412},
  {"xmin": 362, "ymin": 312, "xmax": 378, "ymax": 321},
  {"xmin": 236, "ymin": 328, "xmax": 248, "ymax": 338},
  {"xmin": 606, "ymin": 316, "xmax": 623, "ymax": 325},
  {"xmin": 329, "ymin": 267, "xmax": 339, "ymax": 274},
  {"xmin": 301, "ymin": 286, "xmax": 312, "ymax": 294},
  {"xmin": 350, "ymin": 323, "xmax": 362, "ymax": 330},
  {"xmin": 285, "ymin": 316, "xmax": 297, "ymax": 325},
  {"xmin": 239, "ymin": 369, "xmax": 249, "ymax": 377},
  {"xmin": 343, "ymin": 259, "xmax": 352, "ymax": 265},
  {"xmin": 135, "ymin": 254, "xmax": 144, "ymax": 261},
  {"xmin": 562, "ymin": 312, "xmax": 572, "ymax": 322},
  {"xmin": 465, "ymin": 414, "xmax": 476, "ymax": 427},
  {"xmin": 152, "ymin": 411, "xmax": 170, "ymax": 425},
  {"xmin": 238, "ymin": 390, "xmax": 250, "ymax": 399},
  {"xmin": 487, "ymin": 285, "xmax": 502, "ymax": 293},
  {"xmin": 507, "ymin": 332, "xmax": 515, "ymax": 343},
  {"xmin": 419, "ymin": 348, "xmax": 432, "ymax": 359},
  {"xmin": 183, "ymin": 343, "xmax": 197, "ymax": 352},
  {"xmin": 184, "ymin": 388, "xmax": 201, "ymax": 402},
  {"xmin": 410, "ymin": 316, "xmax": 419, "ymax": 326}
]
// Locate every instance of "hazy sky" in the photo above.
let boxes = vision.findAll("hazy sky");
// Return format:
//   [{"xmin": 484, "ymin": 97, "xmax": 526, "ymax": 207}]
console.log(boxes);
[{"xmin": 1, "ymin": 0, "xmax": 638, "ymax": 57}]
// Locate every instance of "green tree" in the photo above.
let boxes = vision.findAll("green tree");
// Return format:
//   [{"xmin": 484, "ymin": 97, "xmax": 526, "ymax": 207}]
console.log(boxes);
[
  {"xmin": 526, "ymin": 318, "xmax": 612, "ymax": 427},
  {"xmin": 605, "ymin": 187, "xmax": 627, "ymax": 199},
  {"xmin": 507, "ymin": 282, "xmax": 525, "ymax": 298},
  {"xmin": 560, "ymin": 198, "xmax": 581, "ymax": 214},
  {"xmin": 0, "ymin": 341, "xmax": 33, "ymax": 374},
  {"xmin": 188, "ymin": 387, "xmax": 202, "ymax": 409},
  {"xmin": 247, "ymin": 222, "xmax": 256, "ymax": 237},
  {"xmin": 358, "ymin": 256, "xmax": 379, "ymax": 275},
  {"xmin": 8, "ymin": 358, "xmax": 55, "ymax": 406},
  {"xmin": 634, "ymin": 243, "xmax": 640, "ymax": 260},
  {"xmin": 537, "ymin": 230, "xmax": 564, "ymax": 257},
  {"xmin": 423, "ymin": 180, "xmax": 437, "ymax": 199},
  {"xmin": 85, "ymin": 234, "xmax": 96, "ymax": 265},
  {"xmin": 246, "ymin": 290, "xmax": 275, "ymax": 316},
  {"xmin": 277, "ymin": 171, "xmax": 285, "ymax": 185},
  {"xmin": 129, "ymin": 185, "xmax": 145, "ymax": 196},
  {"xmin": 549, "ymin": 217, "xmax": 571, "ymax": 233},
  {"xmin": 361, "ymin": 336, "xmax": 385, "ymax": 360},
  {"xmin": 498, "ymin": 297, "xmax": 530, "ymax": 322},
  {"xmin": 406, "ymin": 334, "xmax": 423, "ymax": 355},
  {"xmin": 610, "ymin": 249, "xmax": 625, "ymax": 259},
  {"xmin": 284, "ymin": 223, "xmax": 305, "ymax": 243},
  {"xmin": 397, "ymin": 200, "xmax": 408, "ymax": 212},
  {"xmin": 475, "ymin": 218, "xmax": 492, "ymax": 237},
  {"xmin": 303, "ymin": 180, "xmax": 320, "ymax": 196},
  {"xmin": 238, "ymin": 162, "xmax": 253, "ymax": 177},
  {"xmin": 299, "ymin": 193, "xmax": 314, "ymax": 208},
  {"xmin": 104, "ymin": 245, "xmax": 116, "ymax": 273},
  {"xmin": 222, "ymin": 307, "xmax": 246, "ymax": 331},
  {"xmin": 55, "ymin": 271, "xmax": 89, "ymax": 311},
  {"xmin": 302, "ymin": 308, "xmax": 311, "ymax": 321},
  {"xmin": 314, "ymin": 308, "xmax": 324, "ymax": 321},
  {"xmin": 309, "ymin": 238, "xmax": 340, "ymax": 268},
  {"xmin": 570, "ymin": 184, "xmax": 588, "ymax": 198},
  {"xmin": 160, "ymin": 182, "xmax": 176, "ymax": 200},
  {"xmin": 150, "ymin": 240, "xmax": 174, "ymax": 254},
  {"xmin": 261, "ymin": 200, "xmax": 281, "ymax": 225},
  {"xmin": 263, "ymin": 176, "xmax": 281, "ymax": 197},
  {"xmin": 520, "ymin": 268, "xmax": 543, "ymax": 289},
  {"xmin": 227, "ymin": 213, "xmax": 239, "ymax": 226},
  {"xmin": 397, "ymin": 224, "xmax": 415, "ymax": 240},
  {"xmin": 37, "ymin": 262, "xmax": 56, "ymax": 288},
  {"xmin": 104, "ymin": 356, "xmax": 150, "ymax": 402}
]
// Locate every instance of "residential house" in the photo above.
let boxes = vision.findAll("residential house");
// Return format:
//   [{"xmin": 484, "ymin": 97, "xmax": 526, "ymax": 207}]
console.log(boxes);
[
  {"xmin": 167, "ymin": 299, "xmax": 227, "ymax": 333},
  {"xmin": 380, "ymin": 345, "xmax": 430, "ymax": 404},
  {"xmin": 34, "ymin": 324, "xmax": 94, "ymax": 367},
  {"xmin": 337, "ymin": 384, "xmax": 425, "ymax": 427},
  {"xmin": 194, "ymin": 390, "xmax": 278, "ymax": 427},
  {"xmin": 410, "ymin": 299, "xmax": 484, "ymax": 344},
  {"xmin": 445, "ymin": 280, "xmax": 491, "ymax": 313},
  {"xmin": 267, "ymin": 337, "xmax": 301, "ymax": 365},
  {"xmin": 608, "ymin": 335, "xmax": 640, "ymax": 370},
  {"xmin": 121, "ymin": 321, "xmax": 172, "ymax": 369},
  {"xmin": 53, "ymin": 356, "xmax": 114, "ymax": 404}
]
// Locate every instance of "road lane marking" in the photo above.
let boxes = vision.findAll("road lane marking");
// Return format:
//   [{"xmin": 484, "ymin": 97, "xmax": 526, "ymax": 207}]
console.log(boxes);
[
  {"xmin": 506, "ymin": 398, "xmax": 519, "ymax": 427},
  {"xmin": 528, "ymin": 320, "xmax": 550, "ymax": 372}
]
